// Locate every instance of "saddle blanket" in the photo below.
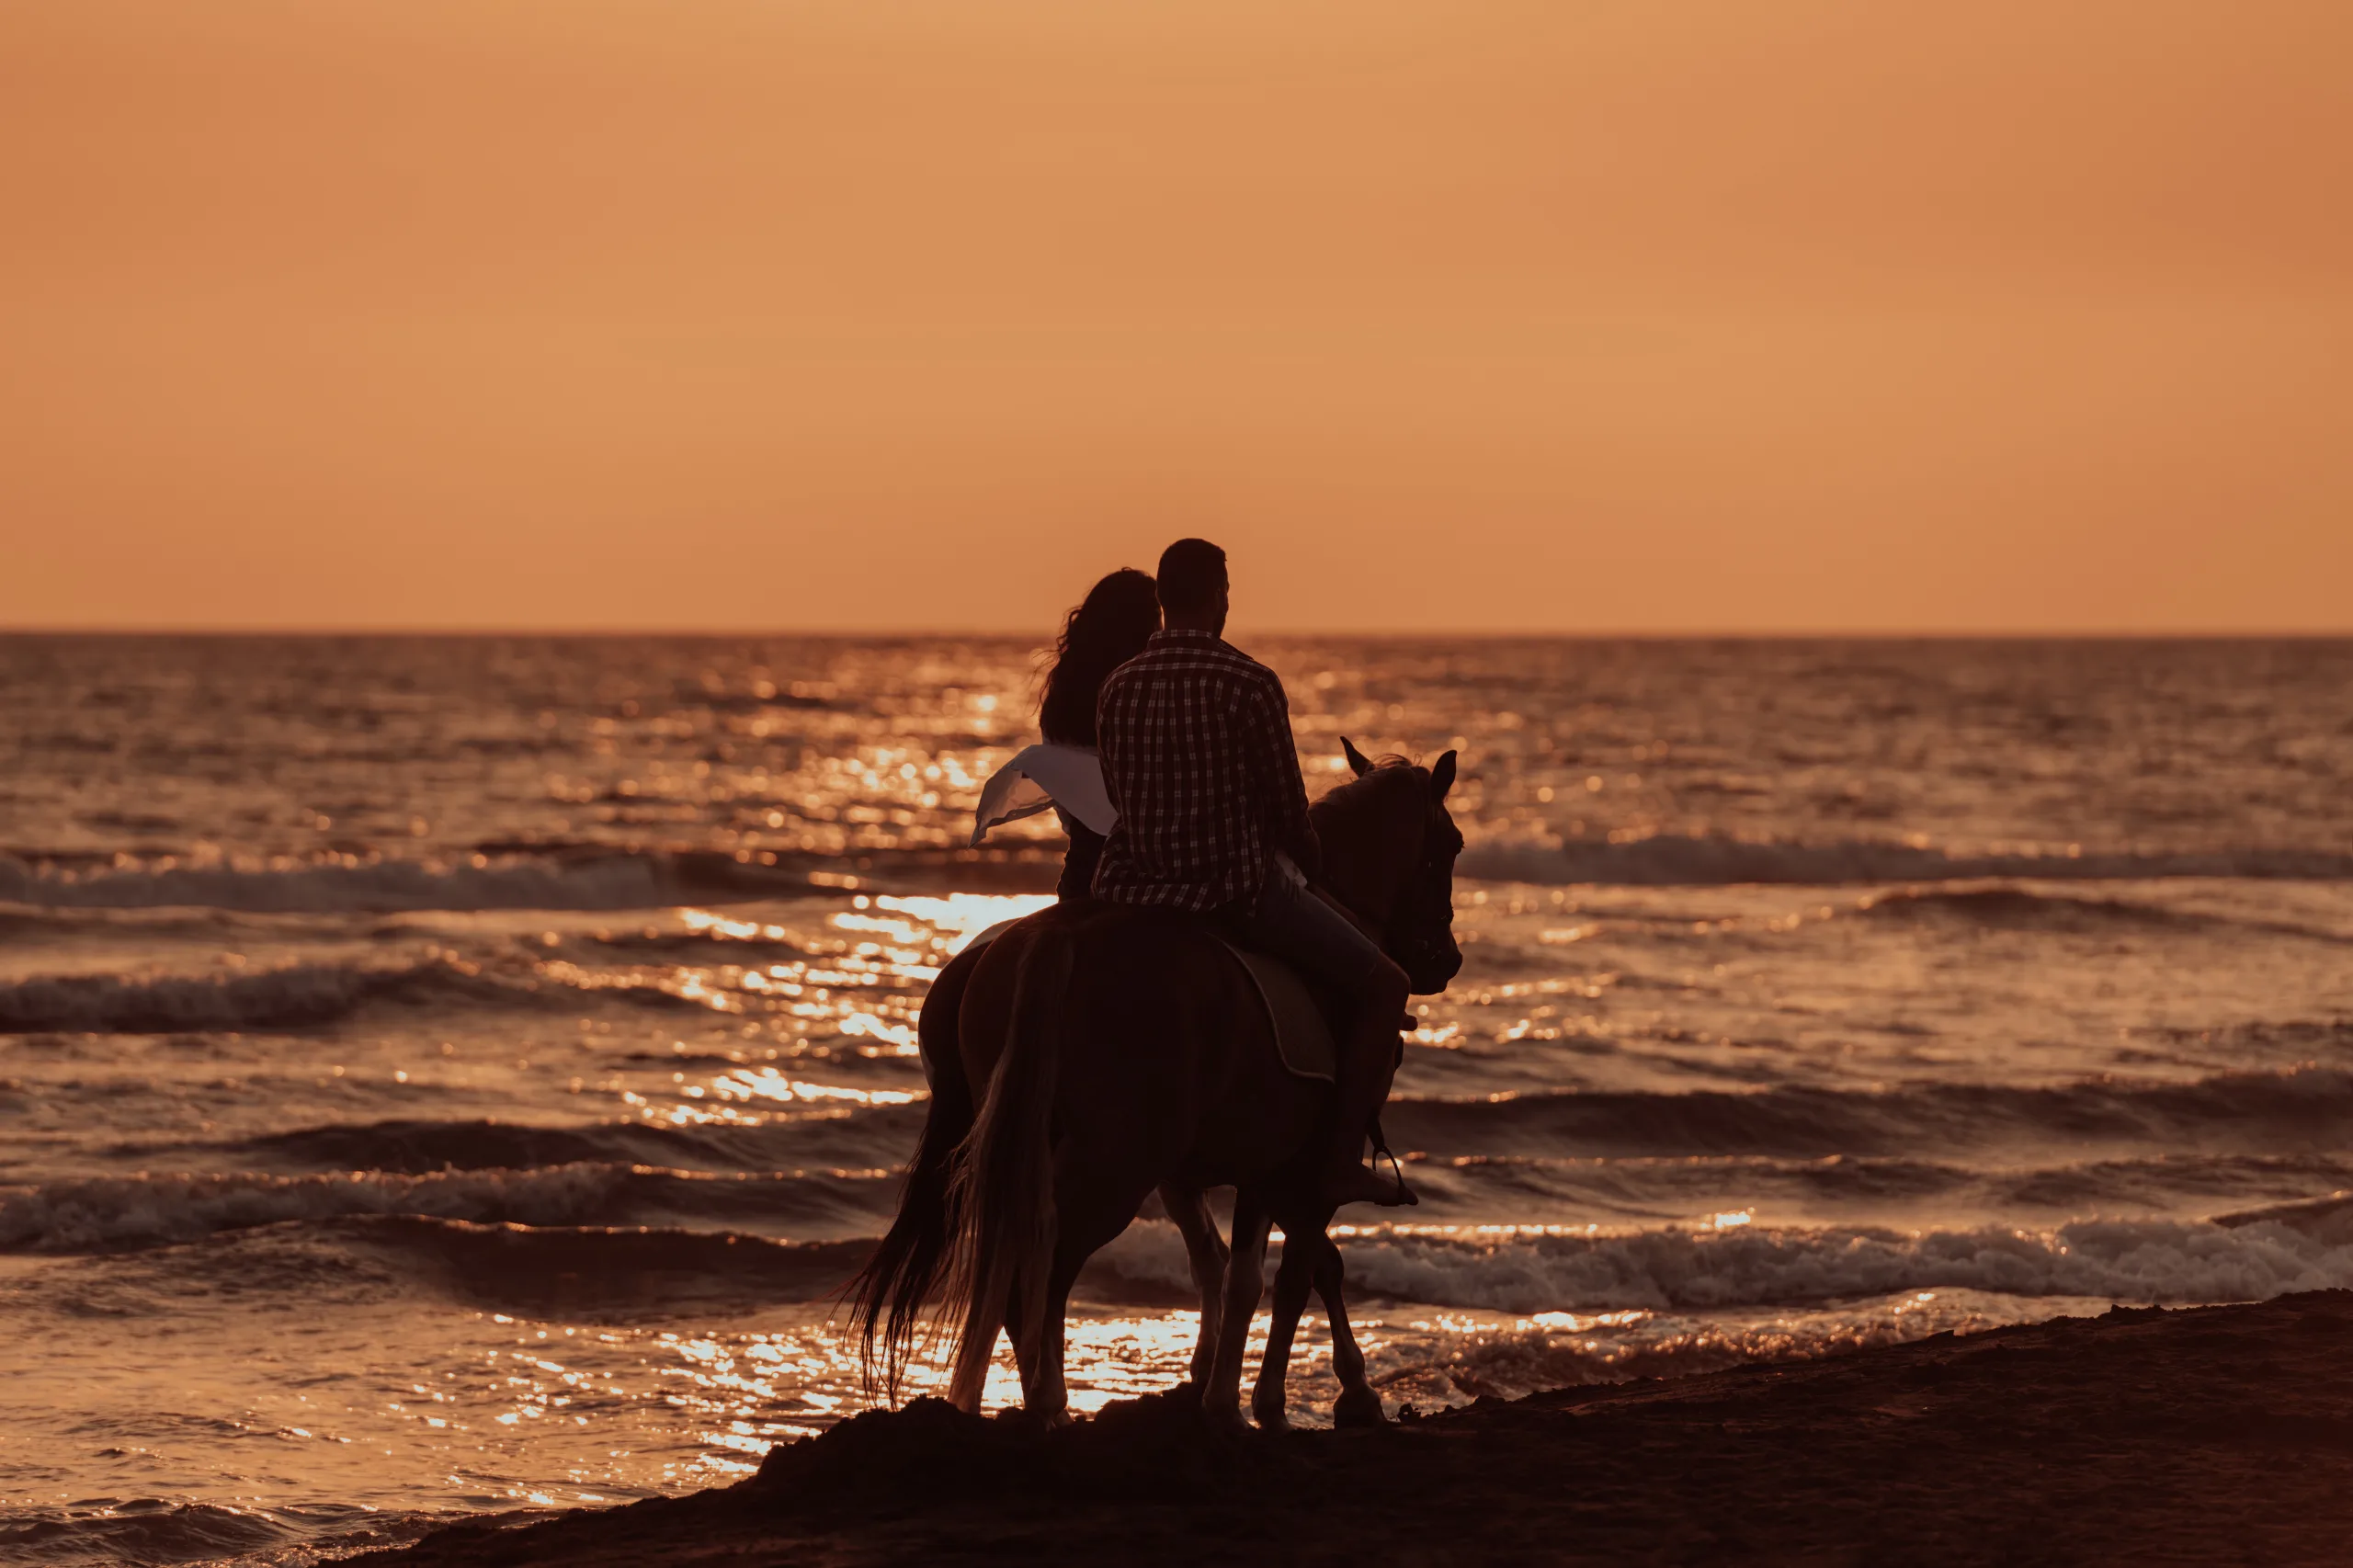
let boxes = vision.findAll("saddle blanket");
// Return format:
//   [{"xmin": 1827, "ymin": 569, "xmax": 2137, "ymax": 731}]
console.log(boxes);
[{"xmin": 958, "ymin": 920, "xmax": 1335, "ymax": 1083}]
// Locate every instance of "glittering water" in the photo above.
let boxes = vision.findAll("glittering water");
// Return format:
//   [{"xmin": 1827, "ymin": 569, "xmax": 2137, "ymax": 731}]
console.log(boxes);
[{"xmin": 4, "ymin": 636, "xmax": 2351, "ymax": 1564}]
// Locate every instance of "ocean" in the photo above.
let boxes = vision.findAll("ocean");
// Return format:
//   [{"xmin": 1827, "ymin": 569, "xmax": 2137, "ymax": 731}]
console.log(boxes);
[{"xmin": 4, "ymin": 634, "xmax": 2350, "ymax": 1564}]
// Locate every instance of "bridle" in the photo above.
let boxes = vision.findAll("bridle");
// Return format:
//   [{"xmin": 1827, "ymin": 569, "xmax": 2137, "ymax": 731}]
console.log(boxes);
[{"xmin": 1379, "ymin": 802, "xmax": 1462, "ymax": 991}]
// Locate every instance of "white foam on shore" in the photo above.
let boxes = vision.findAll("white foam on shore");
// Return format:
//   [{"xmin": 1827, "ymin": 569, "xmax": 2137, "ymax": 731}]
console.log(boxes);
[
  {"xmin": 1350, "ymin": 1286, "xmax": 2110, "ymax": 1414},
  {"xmin": 1089, "ymin": 1209, "xmax": 2353, "ymax": 1316}
]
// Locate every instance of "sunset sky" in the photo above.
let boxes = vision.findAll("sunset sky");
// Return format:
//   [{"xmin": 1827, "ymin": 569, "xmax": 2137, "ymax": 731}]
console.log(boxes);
[{"xmin": 5, "ymin": 1, "xmax": 2347, "ymax": 633}]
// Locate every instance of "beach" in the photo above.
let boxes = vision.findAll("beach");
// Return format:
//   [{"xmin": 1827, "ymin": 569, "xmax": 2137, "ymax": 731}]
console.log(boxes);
[
  {"xmin": 359, "ymin": 1290, "xmax": 2353, "ymax": 1567},
  {"xmin": 10, "ymin": 0, "xmax": 2350, "ymax": 1555},
  {"xmin": 4, "ymin": 634, "xmax": 2351, "ymax": 1564}
]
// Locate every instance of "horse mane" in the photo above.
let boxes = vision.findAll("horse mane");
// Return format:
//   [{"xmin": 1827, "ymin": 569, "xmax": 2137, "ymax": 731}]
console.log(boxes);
[{"xmin": 1309, "ymin": 756, "xmax": 1424, "ymax": 845}]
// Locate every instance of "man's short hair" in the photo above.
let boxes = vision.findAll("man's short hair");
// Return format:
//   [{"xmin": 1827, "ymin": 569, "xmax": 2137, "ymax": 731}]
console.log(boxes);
[{"xmin": 1156, "ymin": 538, "xmax": 1227, "ymax": 617}]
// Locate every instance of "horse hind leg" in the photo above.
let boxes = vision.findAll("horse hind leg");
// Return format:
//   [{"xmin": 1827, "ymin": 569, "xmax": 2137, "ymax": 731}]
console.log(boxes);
[
  {"xmin": 1157, "ymin": 1182, "xmax": 1228, "ymax": 1392},
  {"xmin": 1013, "ymin": 1143, "xmax": 1157, "ymax": 1426},
  {"xmin": 947, "ymin": 1278, "xmax": 1056, "ymax": 1418},
  {"xmin": 1201, "ymin": 1192, "xmax": 1273, "ymax": 1431},
  {"xmin": 947, "ymin": 1297, "xmax": 1002, "ymax": 1414},
  {"xmin": 1313, "ymin": 1237, "xmax": 1387, "ymax": 1428},
  {"xmin": 949, "ymin": 1247, "xmax": 1057, "ymax": 1416},
  {"xmin": 1250, "ymin": 1227, "xmax": 1315, "ymax": 1431},
  {"xmin": 1019, "ymin": 1249, "xmax": 1086, "ymax": 1426}
]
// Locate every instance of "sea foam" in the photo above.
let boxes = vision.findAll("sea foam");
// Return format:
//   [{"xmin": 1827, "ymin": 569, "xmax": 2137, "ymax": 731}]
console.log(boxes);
[{"xmin": 1090, "ymin": 1209, "xmax": 2353, "ymax": 1316}]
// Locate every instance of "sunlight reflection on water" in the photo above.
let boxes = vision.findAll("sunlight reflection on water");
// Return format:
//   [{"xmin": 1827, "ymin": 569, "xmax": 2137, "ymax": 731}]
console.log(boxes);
[{"xmin": 19, "ymin": 639, "xmax": 2350, "ymax": 1567}]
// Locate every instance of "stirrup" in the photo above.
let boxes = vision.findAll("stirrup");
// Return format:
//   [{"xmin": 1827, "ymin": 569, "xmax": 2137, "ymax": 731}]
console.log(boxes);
[{"xmin": 1368, "ymin": 1116, "xmax": 1415, "ymax": 1205}]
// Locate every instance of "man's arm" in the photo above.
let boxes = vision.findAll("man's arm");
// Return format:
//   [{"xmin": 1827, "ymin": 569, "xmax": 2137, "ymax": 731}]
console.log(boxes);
[{"xmin": 1246, "ymin": 675, "xmax": 1324, "ymax": 881}]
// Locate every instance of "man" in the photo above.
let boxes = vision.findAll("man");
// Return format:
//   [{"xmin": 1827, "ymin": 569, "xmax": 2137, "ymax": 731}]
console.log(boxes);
[{"xmin": 1093, "ymin": 538, "xmax": 1414, "ymax": 1208}]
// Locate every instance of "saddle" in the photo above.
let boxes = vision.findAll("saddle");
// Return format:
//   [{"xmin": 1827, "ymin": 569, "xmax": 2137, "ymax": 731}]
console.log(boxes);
[
  {"xmin": 959, "ymin": 918, "xmax": 1335, "ymax": 1083},
  {"xmin": 1212, "ymin": 939, "xmax": 1335, "ymax": 1082}
]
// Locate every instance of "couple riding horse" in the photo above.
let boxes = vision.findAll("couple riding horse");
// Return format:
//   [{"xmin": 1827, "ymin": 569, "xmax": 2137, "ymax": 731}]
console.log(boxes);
[{"xmin": 849, "ymin": 539, "xmax": 1465, "ymax": 1428}]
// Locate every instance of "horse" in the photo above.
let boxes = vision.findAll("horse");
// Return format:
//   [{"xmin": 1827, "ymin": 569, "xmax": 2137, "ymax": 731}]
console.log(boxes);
[{"xmin": 847, "ymin": 741, "xmax": 1464, "ymax": 1428}]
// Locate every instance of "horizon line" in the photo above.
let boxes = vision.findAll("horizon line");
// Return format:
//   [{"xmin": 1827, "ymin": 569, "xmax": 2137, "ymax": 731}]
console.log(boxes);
[{"xmin": 4, "ymin": 625, "xmax": 2352, "ymax": 641}]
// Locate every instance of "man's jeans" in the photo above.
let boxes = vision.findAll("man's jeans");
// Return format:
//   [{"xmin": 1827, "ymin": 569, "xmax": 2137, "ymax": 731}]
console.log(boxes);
[{"xmin": 1226, "ymin": 855, "xmax": 1387, "ymax": 994}]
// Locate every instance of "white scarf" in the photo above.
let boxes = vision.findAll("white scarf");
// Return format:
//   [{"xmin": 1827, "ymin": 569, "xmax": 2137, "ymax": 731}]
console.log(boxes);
[{"xmin": 969, "ymin": 744, "xmax": 1119, "ymax": 846}]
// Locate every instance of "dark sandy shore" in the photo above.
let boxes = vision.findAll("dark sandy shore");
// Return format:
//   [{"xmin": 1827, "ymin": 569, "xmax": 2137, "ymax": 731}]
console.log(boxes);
[{"xmin": 359, "ymin": 1290, "xmax": 2353, "ymax": 1567}]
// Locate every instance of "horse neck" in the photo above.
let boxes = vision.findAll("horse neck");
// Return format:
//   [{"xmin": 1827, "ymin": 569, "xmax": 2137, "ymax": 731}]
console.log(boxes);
[{"xmin": 1313, "ymin": 787, "xmax": 1422, "ymax": 933}]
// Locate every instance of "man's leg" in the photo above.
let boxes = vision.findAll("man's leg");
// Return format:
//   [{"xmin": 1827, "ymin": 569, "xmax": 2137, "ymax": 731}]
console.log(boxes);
[
  {"xmin": 1234, "ymin": 869, "xmax": 1415, "ymax": 1208},
  {"xmin": 1324, "ymin": 951, "xmax": 1413, "ymax": 1206}
]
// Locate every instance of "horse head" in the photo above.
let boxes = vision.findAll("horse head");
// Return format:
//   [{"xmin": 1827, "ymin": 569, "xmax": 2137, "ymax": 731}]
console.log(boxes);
[{"xmin": 1313, "ymin": 738, "xmax": 1465, "ymax": 994}]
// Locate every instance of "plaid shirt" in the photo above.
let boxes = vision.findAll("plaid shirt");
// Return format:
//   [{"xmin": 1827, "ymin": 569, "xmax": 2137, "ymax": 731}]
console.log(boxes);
[{"xmin": 1091, "ymin": 631, "xmax": 1319, "ymax": 912}]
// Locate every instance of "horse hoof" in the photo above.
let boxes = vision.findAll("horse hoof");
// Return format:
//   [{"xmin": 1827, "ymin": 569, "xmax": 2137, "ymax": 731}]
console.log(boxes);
[
  {"xmin": 1200, "ymin": 1400, "xmax": 1249, "ymax": 1436},
  {"xmin": 1252, "ymin": 1402, "xmax": 1291, "ymax": 1433},
  {"xmin": 1332, "ymin": 1385, "xmax": 1389, "ymax": 1429}
]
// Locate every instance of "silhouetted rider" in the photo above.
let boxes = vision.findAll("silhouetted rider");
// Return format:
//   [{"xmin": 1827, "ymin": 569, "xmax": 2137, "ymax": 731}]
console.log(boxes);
[{"xmin": 1093, "ymin": 538, "xmax": 1415, "ymax": 1208}]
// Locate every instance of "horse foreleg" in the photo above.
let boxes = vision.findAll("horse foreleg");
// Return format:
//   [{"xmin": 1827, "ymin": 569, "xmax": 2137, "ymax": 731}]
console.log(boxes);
[
  {"xmin": 1314, "ymin": 1236, "xmax": 1386, "ymax": 1428},
  {"xmin": 1250, "ymin": 1228, "xmax": 1315, "ymax": 1430},
  {"xmin": 1201, "ymin": 1193, "xmax": 1272, "ymax": 1431},
  {"xmin": 1157, "ymin": 1182, "xmax": 1228, "ymax": 1391}
]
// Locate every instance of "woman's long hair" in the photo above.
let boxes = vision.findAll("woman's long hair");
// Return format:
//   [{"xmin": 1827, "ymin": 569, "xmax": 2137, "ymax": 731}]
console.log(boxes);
[{"xmin": 1039, "ymin": 568, "xmax": 1160, "ymax": 745}]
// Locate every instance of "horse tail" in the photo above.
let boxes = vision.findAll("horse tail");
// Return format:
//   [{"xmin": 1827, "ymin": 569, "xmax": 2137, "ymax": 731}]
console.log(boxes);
[
  {"xmin": 844, "ymin": 946, "xmax": 982, "ymax": 1403},
  {"xmin": 942, "ymin": 924, "xmax": 1073, "ymax": 1409}
]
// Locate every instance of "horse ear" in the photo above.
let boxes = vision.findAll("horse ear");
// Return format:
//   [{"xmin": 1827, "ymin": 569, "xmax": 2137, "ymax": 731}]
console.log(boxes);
[
  {"xmin": 1341, "ymin": 737, "xmax": 1375, "ymax": 778},
  {"xmin": 1429, "ymin": 750, "xmax": 1458, "ymax": 800}
]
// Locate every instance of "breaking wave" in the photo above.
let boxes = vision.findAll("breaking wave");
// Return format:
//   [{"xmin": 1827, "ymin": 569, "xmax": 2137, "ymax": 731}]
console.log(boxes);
[
  {"xmin": 1410, "ymin": 1149, "xmax": 2353, "ymax": 1227},
  {"xmin": 48, "ymin": 1200, "xmax": 2349, "ymax": 1323},
  {"xmin": 1381, "ymin": 1064, "xmax": 2353, "ymax": 1161},
  {"xmin": 0, "ymin": 1501, "xmax": 482, "ymax": 1568},
  {"xmin": 0, "ymin": 1501, "xmax": 339, "ymax": 1568},
  {"xmin": 0, "ymin": 1163, "xmax": 898, "ymax": 1254},
  {"xmin": 193, "ymin": 1109, "xmax": 928, "ymax": 1176},
  {"xmin": 1090, "ymin": 1211, "xmax": 2353, "ymax": 1315},
  {"xmin": 1460, "ymin": 835, "xmax": 2353, "ymax": 887},
  {"xmin": 0, "ymin": 851, "xmax": 688, "ymax": 914},
  {"xmin": 1847, "ymin": 885, "xmax": 2353, "ymax": 943},
  {"xmin": 0, "ymin": 959, "xmax": 495, "ymax": 1034},
  {"xmin": 0, "ymin": 948, "xmax": 929, "ymax": 1033},
  {"xmin": 339, "ymin": 1215, "xmax": 875, "ymax": 1314},
  {"xmin": 0, "ymin": 846, "xmax": 1051, "ymax": 915}
]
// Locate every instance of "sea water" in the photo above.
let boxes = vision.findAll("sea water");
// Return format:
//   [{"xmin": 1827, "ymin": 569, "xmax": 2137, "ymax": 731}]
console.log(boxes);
[{"xmin": 3, "ymin": 635, "xmax": 2349, "ymax": 1563}]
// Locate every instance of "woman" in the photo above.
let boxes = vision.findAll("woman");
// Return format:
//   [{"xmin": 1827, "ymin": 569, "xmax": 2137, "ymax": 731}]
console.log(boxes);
[{"xmin": 1035, "ymin": 567, "xmax": 1160, "ymax": 899}]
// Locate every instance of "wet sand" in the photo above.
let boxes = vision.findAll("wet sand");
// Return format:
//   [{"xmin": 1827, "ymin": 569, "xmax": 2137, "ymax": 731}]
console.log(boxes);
[{"xmin": 358, "ymin": 1290, "xmax": 2353, "ymax": 1567}]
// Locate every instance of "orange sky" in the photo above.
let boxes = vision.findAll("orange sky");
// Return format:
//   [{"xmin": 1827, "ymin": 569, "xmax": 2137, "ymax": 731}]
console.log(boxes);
[{"xmin": 5, "ymin": 1, "xmax": 2347, "ymax": 633}]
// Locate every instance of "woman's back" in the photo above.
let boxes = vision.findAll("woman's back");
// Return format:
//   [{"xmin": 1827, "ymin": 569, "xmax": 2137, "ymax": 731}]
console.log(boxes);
[{"xmin": 1038, "ymin": 569, "xmax": 1159, "ymax": 895}]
